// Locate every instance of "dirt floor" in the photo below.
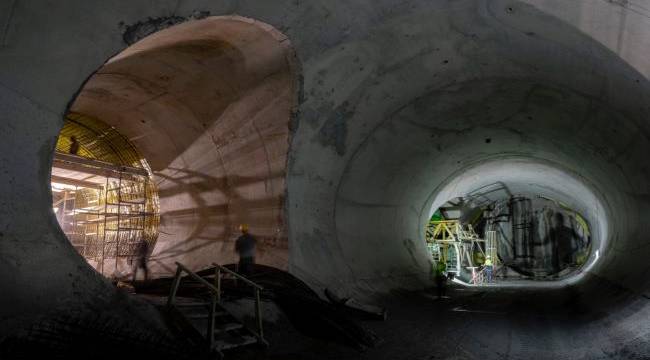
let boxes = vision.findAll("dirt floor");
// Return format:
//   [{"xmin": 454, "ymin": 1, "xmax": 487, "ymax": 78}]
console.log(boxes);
[{"xmin": 209, "ymin": 283, "xmax": 636, "ymax": 360}]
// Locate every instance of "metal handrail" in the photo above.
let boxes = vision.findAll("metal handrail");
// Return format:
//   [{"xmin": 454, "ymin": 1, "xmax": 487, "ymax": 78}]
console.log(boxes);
[
  {"xmin": 212, "ymin": 263, "xmax": 266, "ymax": 344},
  {"xmin": 167, "ymin": 262, "xmax": 268, "ymax": 349},
  {"xmin": 212, "ymin": 263, "xmax": 264, "ymax": 290},
  {"xmin": 168, "ymin": 262, "xmax": 220, "ymax": 302},
  {"xmin": 167, "ymin": 262, "xmax": 221, "ymax": 351}
]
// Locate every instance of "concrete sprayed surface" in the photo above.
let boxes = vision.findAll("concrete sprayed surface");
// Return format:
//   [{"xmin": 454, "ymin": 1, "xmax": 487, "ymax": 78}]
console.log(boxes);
[
  {"xmin": 71, "ymin": 16, "xmax": 297, "ymax": 277},
  {"xmin": 2, "ymin": 0, "xmax": 650, "ymax": 359}
]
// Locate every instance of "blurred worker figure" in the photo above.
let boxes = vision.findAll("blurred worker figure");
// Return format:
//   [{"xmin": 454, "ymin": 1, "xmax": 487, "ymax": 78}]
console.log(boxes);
[
  {"xmin": 69, "ymin": 136, "xmax": 80, "ymax": 155},
  {"xmin": 235, "ymin": 224, "xmax": 256, "ymax": 276},
  {"xmin": 435, "ymin": 261, "xmax": 447, "ymax": 299},
  {"xmin": 484, "ymin": 256, "xmax": 494, "ymax": 283},
  {"xmin": 549, "ymin": 212, "xmax": 579, "ymax": 275},
  {"xmin": 131, "ymin": 239, "xmax": 149, "ymax": 282}
]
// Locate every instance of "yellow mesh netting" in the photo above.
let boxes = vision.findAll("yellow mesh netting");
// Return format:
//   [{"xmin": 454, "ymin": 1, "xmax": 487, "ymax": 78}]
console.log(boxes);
[{"xmin": 53, "ymin": 113, "xmax": 159, "ymax": 271}]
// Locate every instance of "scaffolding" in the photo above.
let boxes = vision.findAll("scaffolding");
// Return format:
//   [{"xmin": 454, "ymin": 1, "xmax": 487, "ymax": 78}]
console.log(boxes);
[
  {"xmin": 52, "ymin": 152, "xmax": 159, "ymax": 278},
  {"xmin": 425, "ymin": 220, "xmax": 493, "ymax": 277},
  {"xmin": 52, "ymin": 113, "xmax": 160, "ymax": 278},
  {"xmin": 54, "ymin": 186, "xmax": 81, "ymax": 253},
  {"xmin": 70, "ymin": 175, "xmax": 157, "ymax": 276}
]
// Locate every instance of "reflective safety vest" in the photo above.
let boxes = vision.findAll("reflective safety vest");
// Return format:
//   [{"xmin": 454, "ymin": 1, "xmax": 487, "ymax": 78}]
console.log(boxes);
[{"xmin": 436, "ymin": 261, "xmax": 446, "ymax": 275}]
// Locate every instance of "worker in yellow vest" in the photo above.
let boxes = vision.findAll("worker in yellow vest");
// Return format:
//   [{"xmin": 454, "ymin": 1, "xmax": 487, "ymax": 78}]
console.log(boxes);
[
  {"xmin": 235, "ymin": 224, "xmax": 257, "ymax": 276},
  {"xmin": 484, "ymin": 256, "xmax": 493, "ymax": 283}
]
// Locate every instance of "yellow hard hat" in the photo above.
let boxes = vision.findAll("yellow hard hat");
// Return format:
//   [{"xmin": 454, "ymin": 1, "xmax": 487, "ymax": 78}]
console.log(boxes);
[{"xmin": 239, "ymin": 224, "xmax": 249, "ymax": 232}]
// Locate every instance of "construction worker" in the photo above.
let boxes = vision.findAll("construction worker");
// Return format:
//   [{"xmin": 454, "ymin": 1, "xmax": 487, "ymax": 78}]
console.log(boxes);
[
  {"xmin": 131, "ymin": 239, "xmax": 149, "ymax": 282},
  {"xmin": 549, "ymin": 212, "xmax": 580, "ymax": 274},
  {"xmin": 484, "ymin": 255, "xmax": 493, "ymax": 283},
  {"xmin": 435, "ymin": 261, "xmax": 447, "ymax": 299},
  {"xmin": 235, "ymin": 224, "xmax": 256, "ymax": 276},
  {"xmin": 69, "ymin": 136, "xmax": 80, "ymax": 155}
]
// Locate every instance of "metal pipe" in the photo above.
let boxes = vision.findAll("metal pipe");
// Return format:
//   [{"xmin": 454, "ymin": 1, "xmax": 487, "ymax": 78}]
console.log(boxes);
[
  {"xmin": 167, "ymin": 266, "xmax": 183, "ymax": 307},
  {"xmin": 255, "ymin": 288, "xmax": 264, "ymax": 341},
  {"xmin": 215, "ymin": 267, "xmax": 222, "ymax": 303},
  {"xmin": 207, "ymin": 295, "xmax": 216, "ymax": 349}
]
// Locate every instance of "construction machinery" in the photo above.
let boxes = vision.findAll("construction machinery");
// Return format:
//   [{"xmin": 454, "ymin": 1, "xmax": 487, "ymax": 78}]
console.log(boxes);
[{"xmin": 426, "ymin": 219, "xmax": 499, "ymax": 284}]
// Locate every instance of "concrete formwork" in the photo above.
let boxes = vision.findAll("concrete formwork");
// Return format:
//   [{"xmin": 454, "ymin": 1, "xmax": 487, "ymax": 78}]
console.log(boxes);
[{"xmin": 2, "ymin": 0, "xmax": 650, "ymax": 357}]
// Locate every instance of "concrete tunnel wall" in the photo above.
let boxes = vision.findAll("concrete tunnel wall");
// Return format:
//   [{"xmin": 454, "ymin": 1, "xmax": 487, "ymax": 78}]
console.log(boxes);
[
  {"xmin": 288, "ymin": 0, "xmax": 650, "ymax": 297},
  {"xmin": 70, "ymin": 16, "xmax": 297, "ymax": 277},
  {"xmin": 2, "ymin": 0, "xmax": 650, "ymax": 354}
]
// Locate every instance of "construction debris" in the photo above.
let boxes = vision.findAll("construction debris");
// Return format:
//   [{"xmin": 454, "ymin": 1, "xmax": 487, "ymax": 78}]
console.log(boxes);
[{"xmin": 324, "ymin": 288, "xmax": 388, "ymax": 321}]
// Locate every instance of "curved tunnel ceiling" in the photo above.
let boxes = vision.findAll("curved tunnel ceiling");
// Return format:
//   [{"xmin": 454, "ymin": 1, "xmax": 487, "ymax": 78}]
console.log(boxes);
[
  {"xmin": 3, "ymin": 1, "xmax": 650, "ymax": 358},
  {"xmin": 287, "ymin": 0, "xmax": 650, "ymax": 307},
  {"xmin": 335, "ymin": 79, "xmax": 632, "ymax": 290},
  {"xmin": 56, "ymin": 112, "xmax": 151, "ymax": 169}
]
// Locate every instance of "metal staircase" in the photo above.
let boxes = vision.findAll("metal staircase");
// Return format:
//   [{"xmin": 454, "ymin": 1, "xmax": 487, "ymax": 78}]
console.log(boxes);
[{"xmin": 167, "ymin": 262, "xmax": 267, "ymax": 358}]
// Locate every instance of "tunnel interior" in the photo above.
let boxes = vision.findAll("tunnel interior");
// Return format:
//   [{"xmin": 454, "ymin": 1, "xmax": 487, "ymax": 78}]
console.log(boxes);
[
  {"xmin": 53, "ymin": 15, "xmax": 298, "ymax": 279},
  {"xmin": 426, "ymin": 187, "xmax": 593, "ymax": 284},
  {"xmin": 332, "ymin": 78, "xmax": 631, "ymax": 294},
  {"xmin": 3, "ymin": 1, "xmax": 650, "ymax": 359}
]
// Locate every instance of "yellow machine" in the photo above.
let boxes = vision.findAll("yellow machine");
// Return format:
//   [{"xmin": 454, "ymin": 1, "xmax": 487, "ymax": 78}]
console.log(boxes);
[{"xmin": 426, "ymin": 220, "xmax": 499, "ymax": 282}]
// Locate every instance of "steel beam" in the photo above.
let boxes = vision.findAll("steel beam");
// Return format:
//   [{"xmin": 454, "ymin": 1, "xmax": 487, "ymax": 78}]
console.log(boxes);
[
  {"xmin": 50, "ymin": 175, "xmax": 103, "ymax": 190},
  {"xmin": 53, "ymin": 152, "xmax": 149, "ymax": 179}
]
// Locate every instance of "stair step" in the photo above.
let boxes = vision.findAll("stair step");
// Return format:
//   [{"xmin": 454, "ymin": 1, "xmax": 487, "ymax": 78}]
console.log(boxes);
[
  {"xmin": 213, "ymin": 322, "xmax": 244, "ymax": 334},
  {"xmin": 175, "ymin": 302, "xmax": 210, "ymax": 307},
  {"xmin": 185, "ymin": 311, "xmax": 227, "ymax": 319},
  {"xmin": 214, "ymin": 334, "xmax": 258, "ymax": 351}
]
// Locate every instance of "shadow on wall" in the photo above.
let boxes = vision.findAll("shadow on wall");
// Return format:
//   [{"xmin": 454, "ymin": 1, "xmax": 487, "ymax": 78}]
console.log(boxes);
[
  {"xmin": 324, "ymin": 0, "xmax": 650, "ymax": 296},
  {"xmin": 68, "ymin": 16, "xmax": 297, "ymax": 277},
  {"xmin": 75, "ymin": 38, "xmax": 247, "ymax": 172},
  {"xmin": 150, "ymin": 167, "xmax": 288, "ymax": 275}
]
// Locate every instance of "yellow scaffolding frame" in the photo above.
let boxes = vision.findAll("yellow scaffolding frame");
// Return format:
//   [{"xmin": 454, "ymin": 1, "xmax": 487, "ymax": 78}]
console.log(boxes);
[{"xmin": 426, "ymin": 220, "xmax": 496, "ymax": 276}]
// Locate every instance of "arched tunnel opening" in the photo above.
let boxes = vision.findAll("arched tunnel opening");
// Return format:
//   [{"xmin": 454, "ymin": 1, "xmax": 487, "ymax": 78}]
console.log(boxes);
[
  {"xmin": 326, "ymin": 74, "xmax": 650, "ymax": 357},
  {"xmin": 3, "ymin": 2, "xmax": 650, "ymax": 359},
  {"xmin": 426, "ymin": 190, "xmax": 592, "ymax": 283},
  {"xmin": 49, "ymin": 16, "xmax": 298, "ymax": 281}
]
